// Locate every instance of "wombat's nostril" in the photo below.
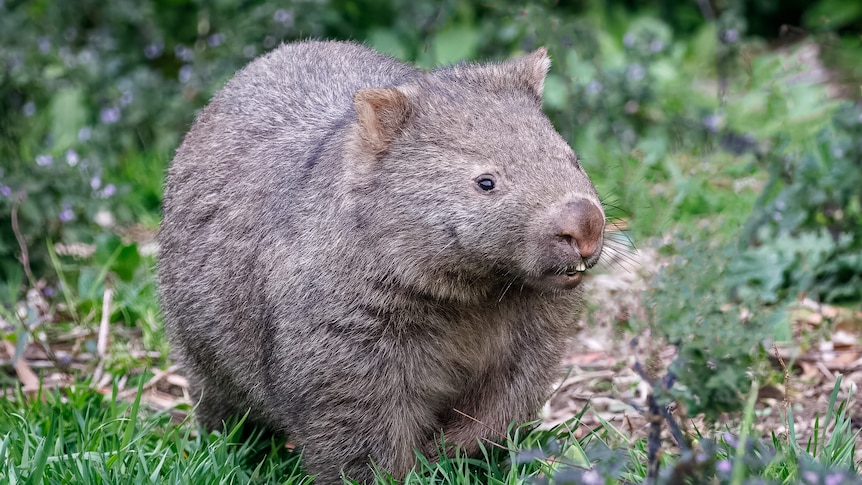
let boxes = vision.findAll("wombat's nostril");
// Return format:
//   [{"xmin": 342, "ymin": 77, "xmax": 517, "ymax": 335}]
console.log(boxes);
[{"xmin": 557, "ymin": 198, "xmax": 605, "ymax": 261}]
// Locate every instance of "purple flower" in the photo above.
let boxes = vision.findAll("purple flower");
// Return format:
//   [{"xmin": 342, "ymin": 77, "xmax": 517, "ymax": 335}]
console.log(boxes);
[
  {"xmin": 100, "ymin": 107, "xmax": 120, "ymax": 124},
  {"xmin": 59, "ymin": 204, "xmax": 74, "ymax": 222},
  {"xmin": 179, "ymin": 65, "xmax": 193, "ymax": 84},
  {"xmin": 649, "ymin": 39, "xmax": 664, "ymax": 52},
  {"xmin": 0, "ymin": 186, "xmax": 11, "ymax": 197},
  {"xmin": 66, "ymin": 150, "xmax": 79, "ymax": 166},
  {"xmin": 144, "ymin": 42, "xmax": 163, "ymax": 59},
  {"xmin": 627, "ymin": 64, "xmax": 645, "ymax": 82},
  {"xmin": 273, "ymin": 8, "xmax": 294, "ymax": 26},
  {"xmin": 38, "ymin": 36, "xmax": 51, "ymax": 54},
  {"xmin": 703, "ymin": 114, "xmax": 723, "ymax": 133},
  {"xmin": 90, "ymin": 176, "xmax": 101, "ymax": 190},
  {"xmin": 36, "ymin": 154, "xmax": 53, "ymax": 166},
  {"xmin": 102, "ymin": 184, "xmax": 116, "ymax": 198},
  {"xmin": 623, "ymin": 32, "xmax": 636, "ymax": 47},
  {"xmin": 825, "ymin": 473, "xmax": 845, "ymax": 485},
  {"xmin": 78, "ymin": 126, "xmax": 92, "ymax": 141},
  {"xmin": 120, "ymin": 91, "xmax": 133, "ymax": 107},
  {"xmin": 716, "ymin": 460, "xmax": 732, "ymax": 473},
  {"xmin": 723, "ymin": 29, "xmax": 739, "ymax": 43},
  {"xmin": 174, "ymin": 44, "xmax": 193, "ymax": 62},
  {"xmin": 586, "ymin": 80, "xmax": 603, "ymax": 96},
  {"xmin": 208, "ymin": 33, "xmax": 225, "ymax": 47}
]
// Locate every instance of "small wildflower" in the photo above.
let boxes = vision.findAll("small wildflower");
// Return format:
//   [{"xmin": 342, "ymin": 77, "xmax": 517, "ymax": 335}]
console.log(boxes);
[
  {"xmin": 35, "ymin": 154, "xmax": 53, "ymax": 166},
  {"xmin": 825, "ymin": 472, "xmax": 845, "ymax": 485},
  {"xmin": 66, "ymin": 149, "xmax": 79, "ymax": 167},
  {"xmin": 581, "ymin": 469, "xmax": 602, "ymax": 485},
  {"xmin": 273, "ymin": 8, "xmax": 294, "ymax": 26},
  {"xmin": 208, "ymin": 33, "xmax": 225, "ymax": 47},
  {"xmin": 716, "ymin": 460, "xmax": 732, "ymax": 473},
  {"xmin": 100, "ymin": 107, "xmax": 121, "ymax": 124},
  {"xmin": 179, "ymin": 65, "xmax": 193, "ymax": 83},
  {"xmin": 144, "ymin": 42, "xmax": 164, "ymax": 59},
  {"xmin": 264, "ymin": 36, "xmax": 277, "ymax": 49},
  {"xmin": 586, "ymin": 80, "xmax": 603, "ymax": 95},
  {"xmin": 23, "ymin": 101, "xmax": 35, "ymax": 117},
  {"xmin": 59, "ymin": 204, "xmax": 74, "ymax": 222},
  {"xmin": 78, "ymin": 48, "xmax": 96, "ymax": 64},
  {"xmin": 120, "ymin": 91, "xmax": 134, "ymax": 107},
  {"xmin": 649, "ymin": 39, "xmax": 664, "ymax": 52},
  {"xmin": 0, "ymin": 185, "xmax": 11, "ymax": 197},
  {"xmin": 627, "ymin": 63, "xmax": 645, "ymax": 82},
  {"xmin": 703, "ymin": 114, "xmax": 723, "ymax": 133},
  {"xmin": 102, "ymin": 184, "xmax": 116, "ymax": 197},
  {"xmin": 174, "ymin": 44, "xmax": 193, "ymax": 62},
  {"xmin": 623, "ymin": 32, "xmax": 636, "ymax": 47},
  {"xmin": 90, "ymin": 176, "xmax": 101, "ymax": 190},
  {"xmin": 723, "ymin": 432, "xmax": 738, "ymax": 447},
  {"xmin": 803, "ymin": 471, "xmax": 819, "ymax": 483},
  {"xmin": 94, "ymin": 210, "xmax": 115, "ymax": 228},
  {"xmin": 775, "ymin": 200, "xmax": 786, "ymax": 211},
  {"xmin": 38, "ymin": 36, "xmax": 51, "ymax": 54},
  {"xmin": 723, "ymin": 29, "xmax": 739, "ymax": 43},
  {"xmin": 78, "ymin": 126, "xmax": 92, "ymax": 141}
]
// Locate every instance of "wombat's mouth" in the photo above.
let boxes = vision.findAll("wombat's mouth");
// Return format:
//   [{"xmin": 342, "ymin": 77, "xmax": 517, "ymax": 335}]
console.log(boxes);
[{"xmin": 542, "ymin": 262, "xmax": 588, "ymax": 289}]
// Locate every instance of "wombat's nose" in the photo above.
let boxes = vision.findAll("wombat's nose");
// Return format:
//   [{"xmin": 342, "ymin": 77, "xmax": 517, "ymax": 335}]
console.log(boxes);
[{"xmin": 556, "ymin": 198, "xmax": 604, "ymax": 262}]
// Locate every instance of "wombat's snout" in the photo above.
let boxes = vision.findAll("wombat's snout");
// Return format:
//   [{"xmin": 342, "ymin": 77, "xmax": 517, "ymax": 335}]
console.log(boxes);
[{"xmin": 552, "ymin": 197, "xmax": 605, "ymax": 270}]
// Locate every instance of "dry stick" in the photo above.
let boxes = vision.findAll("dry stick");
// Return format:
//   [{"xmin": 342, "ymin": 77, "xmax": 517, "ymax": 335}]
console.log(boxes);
[
  {"xmin": 772, "ymin": 343, "xmax": 791, "ymax": 442},
  {"xmin": 10, "ymin": 197, "xmax": 36, "ymax": 287},
  {"xmin": 117, "ymin": 364, "xmax": 181, "ymax": 399},
  {"xmin": 91, "ymin": 288, "xmax": 113, "ymax": 386},
  {"xmin": 3, "ymin": 340, "xmax": 40, "ymax": 391}
]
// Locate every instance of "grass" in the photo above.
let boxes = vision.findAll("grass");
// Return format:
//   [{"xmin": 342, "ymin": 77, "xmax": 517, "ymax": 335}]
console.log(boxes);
[{"xmin": 1, "ymin": 378, "xmax": 856, "ymax": 483}]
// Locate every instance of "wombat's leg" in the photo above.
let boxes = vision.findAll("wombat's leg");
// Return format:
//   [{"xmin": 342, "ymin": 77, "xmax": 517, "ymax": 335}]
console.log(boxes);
[
  {"xmin": 434, "ymin": 336, "xmax": 558, "ymax": 456},
  {"xmin": 301, "ymin": 406, "xmax": 432, "ymax": 484},
  {"xmin": 189, "ymin": 376, "xmax": 240, "ymax": 431}
]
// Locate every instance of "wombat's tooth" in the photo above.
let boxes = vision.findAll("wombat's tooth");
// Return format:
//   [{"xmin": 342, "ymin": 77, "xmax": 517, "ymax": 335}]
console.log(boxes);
[{"xmin": 575, "ymin": 261, "xmax": 586, "ymax": 272}]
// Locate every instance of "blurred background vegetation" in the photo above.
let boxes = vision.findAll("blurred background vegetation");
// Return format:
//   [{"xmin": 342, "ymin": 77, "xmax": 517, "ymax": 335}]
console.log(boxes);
[{"xmin": 0, "ymin": 0, "xmax": 861, "ymax": 481}]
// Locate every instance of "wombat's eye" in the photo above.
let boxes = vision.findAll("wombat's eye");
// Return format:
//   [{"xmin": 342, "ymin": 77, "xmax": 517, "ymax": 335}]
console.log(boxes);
[{"xmin": 476, "ymin": 176, "xmax": 496, "ymax": 191}]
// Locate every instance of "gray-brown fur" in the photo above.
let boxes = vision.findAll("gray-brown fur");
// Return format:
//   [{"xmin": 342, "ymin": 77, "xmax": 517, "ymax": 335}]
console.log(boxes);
[{"xmin": 158, "ymin": 40, "xmax": 605, "ymax": 483}]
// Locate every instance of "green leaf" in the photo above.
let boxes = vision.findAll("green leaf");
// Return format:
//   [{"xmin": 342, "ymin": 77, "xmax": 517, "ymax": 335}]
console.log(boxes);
[{"xmin": 49, "ymin": 87, "xmax": 87, "ymax": 152}]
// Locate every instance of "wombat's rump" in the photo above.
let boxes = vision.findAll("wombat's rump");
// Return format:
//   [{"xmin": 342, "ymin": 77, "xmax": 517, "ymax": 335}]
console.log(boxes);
[{"xmin": 159, "ymin": 40, "xmax": 604, "ymax": 483}]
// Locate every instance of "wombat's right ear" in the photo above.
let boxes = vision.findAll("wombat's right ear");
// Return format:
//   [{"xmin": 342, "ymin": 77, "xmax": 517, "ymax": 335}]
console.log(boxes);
[
  {"xmin": 353, "ymin": 88, "xmax": 412, "ymax": 155},
  {"xmin": 510, "ymin": 47, "xmax": 551, "ymax": 101}
]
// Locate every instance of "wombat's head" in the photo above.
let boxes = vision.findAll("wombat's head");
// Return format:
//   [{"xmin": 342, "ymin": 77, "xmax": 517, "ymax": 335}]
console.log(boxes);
[{"xmin": 346, "ymin": 48, "xmax": 604, "ymax": 298}]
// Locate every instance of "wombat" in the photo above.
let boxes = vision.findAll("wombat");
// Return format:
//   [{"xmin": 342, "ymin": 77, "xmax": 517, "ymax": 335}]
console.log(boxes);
[{"xmin": 158, "ymin": 40, "xmax": 605, "ymax": 483}]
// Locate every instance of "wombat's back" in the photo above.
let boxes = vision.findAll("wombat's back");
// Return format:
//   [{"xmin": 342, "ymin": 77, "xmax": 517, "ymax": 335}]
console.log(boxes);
[{"xmin": 158, "ymin": 41, "xmax": 419, "ymax": 425}]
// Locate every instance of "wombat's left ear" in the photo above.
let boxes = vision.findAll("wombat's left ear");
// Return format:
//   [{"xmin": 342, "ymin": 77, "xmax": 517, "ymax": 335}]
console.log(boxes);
[
  {"xmin": 353, "ymin": 88, "xmax": 412, "ymax": 155},
  {"xmin": 510, "ymin": 47, "xmax": 551, "ymax": 101}
]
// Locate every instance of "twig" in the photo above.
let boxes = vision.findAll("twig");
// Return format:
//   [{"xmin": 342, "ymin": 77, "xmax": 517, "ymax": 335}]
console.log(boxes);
[
  {"xmin": 451, "ymin": 408, "xmax": 508, "ymax": 441},
  {"xmin": 117, "ymin": 364, "xmax": 180, "ymax": 399},
  {"xmin": 772, "ymin": 343, "xmax": 790, "ymax": 441},
  {"xmin": 91, "ymin": 288, "xmax": 113, "ymax": 386},
  {"xmin": 3, "ymin": 340, "xmax": 40, "ymax": 391},
  {"xmin": 11, "ymin": 196, "xmax": 36, "ymax": 287}
]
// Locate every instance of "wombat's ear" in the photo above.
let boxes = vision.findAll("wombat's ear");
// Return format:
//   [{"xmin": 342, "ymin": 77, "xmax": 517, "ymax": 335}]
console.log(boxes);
[
  {"xmin": 353, "ymin": 88, "xmax": 412, "ymax": 155},
  {"xmin": 509, "ymin": 47, "xmax": 551, "ymax": 101}
]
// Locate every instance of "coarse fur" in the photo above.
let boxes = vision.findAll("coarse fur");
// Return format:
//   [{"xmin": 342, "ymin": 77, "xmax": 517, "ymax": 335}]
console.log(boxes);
[{"xmin": 159, "ymin": 40, "xmax": 605, "ymax": 483}]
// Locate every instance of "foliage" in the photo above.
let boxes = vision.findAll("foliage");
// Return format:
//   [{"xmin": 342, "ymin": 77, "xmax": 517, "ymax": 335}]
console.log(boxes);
[{"xmin": 743, "ymin": 103, "xmax": 862, "ymax": 303}]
